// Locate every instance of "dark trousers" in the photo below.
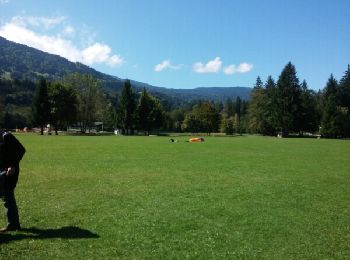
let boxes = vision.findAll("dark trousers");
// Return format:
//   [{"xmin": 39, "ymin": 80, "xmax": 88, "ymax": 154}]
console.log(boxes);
[{"xmin": 0, "ymin": 189, "xmax": 20, "ymax": 228}]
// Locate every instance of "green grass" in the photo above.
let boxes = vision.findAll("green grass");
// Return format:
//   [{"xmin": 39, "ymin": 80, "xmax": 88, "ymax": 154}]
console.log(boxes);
[{"xmin": 1, "ymin": 135, "xmax": 349, "ymax": 259}]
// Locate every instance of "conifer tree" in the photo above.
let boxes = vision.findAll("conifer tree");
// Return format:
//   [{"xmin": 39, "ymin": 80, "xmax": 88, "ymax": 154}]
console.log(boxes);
[
  {"xmin": 338, "ymin": 65, "xmax": 350, "ymax": 136},
  {"xmin": 321, "ymin": 74, "xmax": 342, "ymax": 137},
  {"xmin": 117, "ymin": 79, "xmax": 136, "ymax": 135},
  {"xmin": 32, "ymin": 77, "xmax": 50, "ymax": 135},
  {"xmin": 264, "ymin": 75, "xmax": 277, "ymax": 135},
  {"xmin": 275, "ymin": 62, "xmax": 302, "ymax": 135},
  {"xmin": 137, "ymin": 88, "xmax": 165, "ymax": 135},
  {"xmin": 248, "ymin": 76, "xmax": 268, "ymax": 133},
  {"xmin": 297, "ymin": 80, "xmax": 318, "ymax": 135}
]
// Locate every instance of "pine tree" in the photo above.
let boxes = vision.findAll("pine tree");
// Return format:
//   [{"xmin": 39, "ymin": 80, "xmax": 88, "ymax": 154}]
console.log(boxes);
[
  {"xmin": 275, "ymin": 62, "xmax": 302, "ymax": 135},
  {"xmin": 298, "ymin": 80, "xmax": 318, "ymax": 135},
  {"xmin": 264, "ymin": 75, "xmax": 277, "ymax": 135},
  {"xmin": 338, "ymin": 65, "xmax": 350, "ymax": 137},
  {"xmin": 136, "ymin": 88, "xmax": 165, "ymax": 135},
  {"xmin": 117, "ymin": 80, "xmax": 136, "ymax": 135},
  {"xmin": 223, "ymin": 99, "xmax": 234, "ymax": 118},
  {"xmin": 235, "ymin": 96, "xmax": 243, "ymax": 133},
  {"xmin": 32, "ymin": 77, "xmax": 50, "ymax": 135},
  {"xmin": 248, "ymin": 76, "xmax": 268, "ymax": 134},
  {"xmin": 321, "ymin": 74, "xmax": 341, "ymax": 137}
]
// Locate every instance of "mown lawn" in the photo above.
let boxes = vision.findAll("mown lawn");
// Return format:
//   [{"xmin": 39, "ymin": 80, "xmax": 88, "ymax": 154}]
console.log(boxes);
[{"xmin": 1, "ymin": 135, "xmax": 349, "ymax": 259}]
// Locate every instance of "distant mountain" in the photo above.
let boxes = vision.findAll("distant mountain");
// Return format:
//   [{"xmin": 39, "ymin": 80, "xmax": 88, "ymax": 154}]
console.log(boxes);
[{"xmin": 0, "ymin": 36, "xmax": 251, "ymax": 103}]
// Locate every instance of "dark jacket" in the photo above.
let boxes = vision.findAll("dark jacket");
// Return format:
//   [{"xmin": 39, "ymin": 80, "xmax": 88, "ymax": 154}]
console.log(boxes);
[{"xmin": 0, "ymin": 131, "xmax": 25, "ymax": 190}]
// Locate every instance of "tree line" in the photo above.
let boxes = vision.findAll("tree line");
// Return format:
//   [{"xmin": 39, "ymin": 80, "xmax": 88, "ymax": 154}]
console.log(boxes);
[
  {"xmin": 1, "ymin": 62, "xmax": 349, "ymax": 138},
  {"xmin": 248, "ymin": 62, "xmax": 350, "ymax": 138}
]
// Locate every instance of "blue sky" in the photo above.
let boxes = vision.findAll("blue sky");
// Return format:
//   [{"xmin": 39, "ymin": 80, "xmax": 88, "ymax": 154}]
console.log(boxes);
[{"xmin": 1, "ymin": 0, "xmax": 349, "ymax": 90}]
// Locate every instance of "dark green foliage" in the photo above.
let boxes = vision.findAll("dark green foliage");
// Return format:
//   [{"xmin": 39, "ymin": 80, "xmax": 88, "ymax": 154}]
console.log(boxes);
[
  {"xmin": 1, "ymin": 111, "xmax": 28, "ymax": 129},
  {"xmin": 117, "ymin": 80, "xmax": 137, "ymax": 135},
  {"xmin": 297, "ymin": 80, "xmax": 319, "ymax": 134},
  {"xmin": 63, "ymin": 73, "xmax": 107, "ymax": 133},
  {"xmin": 136, "ymin": 88, "xmax": 165, "ymax": 135},
  {"xmin": 248, "ymin": 76, "xmax": 277, "ymax": 135},
  {"xmin": 166, "ymin": 109, "xmax": 185, "ymax": 132},
  {"xmin": 248, "ymin": 76, "xmax": 269, "ymax": 134},
  {"xmin": 220, "ymin": 117, "xmax": 235, "ymax": 134},
  {"xmin": 32, "ymin": 77, "xmax": 50, "ymax": 134},
  {"xmin": 248, "ymin": 64, "xmax": 326, "ymax": 137},
  {"xmin": 275, "ymin": 62, "xmax": 302, "ymax": 134},
  {"xmin": 0, "ymin": 78, "xmax": 35, "ymax": 128},
  {"xmin": 264, "ymin": 76, "xmax": 278, "ymax": 134},
  {"xmin": 321, "ymin": 68, "xmax": 350, "ymax": 138},
  {"xmin": 223, "ymin": 99, "xmax": 235, "ymax": 118},
  {"xmin": 48, "ymin": 82, "xmax": 77, "ymax": 134},
  {"xmin": 182, "ymin": 102, "xmax": 221, "ymax": 134},
  {"xmin": 338, "ymin": 65, "xmax": 350, "ymax": 136}
]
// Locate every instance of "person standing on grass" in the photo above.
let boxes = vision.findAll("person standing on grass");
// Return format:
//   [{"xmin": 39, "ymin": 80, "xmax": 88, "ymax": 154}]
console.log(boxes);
[{"xmin": 0, "ymin": 129, "xmax": 26, "ymax": 232}]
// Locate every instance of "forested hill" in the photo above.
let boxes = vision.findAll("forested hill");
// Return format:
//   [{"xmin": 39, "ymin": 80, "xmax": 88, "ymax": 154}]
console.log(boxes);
[
  {"xmin": 0, "ymin": 36, "xmax": 251, "ymax": 102},
  {"xmin": 0, "ymin": 36, "xmax": 124, "ymax": 91}
]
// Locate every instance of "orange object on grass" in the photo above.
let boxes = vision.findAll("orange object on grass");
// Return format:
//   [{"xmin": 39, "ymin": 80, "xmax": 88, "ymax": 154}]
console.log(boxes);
[{"xmin": 189, "ymin": 137, "xmax": 204, "ymax": 142}]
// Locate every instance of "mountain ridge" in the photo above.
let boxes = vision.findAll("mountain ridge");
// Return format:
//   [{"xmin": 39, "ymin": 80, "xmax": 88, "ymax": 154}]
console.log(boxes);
[{"xmin": 0, "ymin": 36, "xmax": 251, "ymax": 102}]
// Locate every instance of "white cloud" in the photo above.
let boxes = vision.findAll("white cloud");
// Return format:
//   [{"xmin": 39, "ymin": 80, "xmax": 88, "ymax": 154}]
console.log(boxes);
[
  {"xmin": 0, "ymin": 0, "xmax": 9, "ymax": 4},
  {"xmin": 223, "ymin": 65, "xmax": 236, "ymax": 75},
  {"xmin": 193, "ymin": 57, "xmax": 222, "ymax": 73},
  {"xmin": 237, "ymin": 62, "xmax": 253, "ymax": 73},
  {"xmin": 0, "ymin": 15, "xmax": 124, "ymax": 67},
  {"xmin": 82, "ymin": 43, "xmax": 123, "ymax": 66},
  {"xmin": 154, "ymin": 60, "xmax": 182, "ymax": 72},
  {"xmin": 107, "ymin": 55, "xmax": 124, "ymax": 67},
  {"xmin": 223, "ymin": 62, "xmax": 253, "ymax": 75}
]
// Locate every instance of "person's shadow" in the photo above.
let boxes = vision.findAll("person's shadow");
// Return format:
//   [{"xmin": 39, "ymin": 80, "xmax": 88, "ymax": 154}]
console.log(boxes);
[{"xmin": 0, "ymin": 226, "xmax": 99, "ymax": 244}]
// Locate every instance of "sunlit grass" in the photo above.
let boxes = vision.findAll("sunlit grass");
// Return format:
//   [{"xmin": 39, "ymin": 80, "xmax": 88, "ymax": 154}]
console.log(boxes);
[{"xmin": 1, "ymin": 135, "xmax": 349, "ymax": 259}]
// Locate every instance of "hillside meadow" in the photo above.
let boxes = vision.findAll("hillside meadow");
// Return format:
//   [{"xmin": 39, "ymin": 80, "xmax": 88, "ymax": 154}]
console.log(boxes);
[{"xmin": 0, "ymin": 135, "xmax": 349, "ymax": 259}]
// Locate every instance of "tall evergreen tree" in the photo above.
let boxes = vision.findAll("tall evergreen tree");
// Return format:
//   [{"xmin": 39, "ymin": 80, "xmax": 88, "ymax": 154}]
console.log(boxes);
[
  {"xmin": 117, "ymin": 79, "xmax": 136, "ymax": 135},
  {"xmin": 32, "ymin": 77, "xmax": 50, "ymax": 135},
  {"xmin": 338, "ymin": 65, "xmax": 350, "ymax": 137},
  {"xmin": 298, "ymin": 80, "xmax": 318, "ymax": 135},
  {"xmin": 137, "ymin": 88, "xmax": 153, "ymax": 135},
  {"xmin": 234, "ymin": 96, "xmax": 243, "ymax": 133},
  {"xmin": 275, "ymin": 62, "xmax": 302, "ymax": 135},
  {"xmin": 264, "ymin": 75, "xmax": 277, "ymax": 135},
  {"xmin": 136, "ymin": 88, "xmax": 165, "ymax": 135},
  {"xmin": 248, "ymin": 76, "xmax": 268, "ymax": 134},
  {"xmin": 321, "ymin": 74, "xmax": 342, "ymax": 137},
  {"xmin": 223, "ymin": 99, "xmax": 234, "ymax": 118}
]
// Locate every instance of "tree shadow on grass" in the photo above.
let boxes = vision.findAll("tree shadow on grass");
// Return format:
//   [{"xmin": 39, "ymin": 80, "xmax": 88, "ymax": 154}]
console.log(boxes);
[{"xmin": 0, "ymin": 226, "xmax": 99, "ymax": 244}]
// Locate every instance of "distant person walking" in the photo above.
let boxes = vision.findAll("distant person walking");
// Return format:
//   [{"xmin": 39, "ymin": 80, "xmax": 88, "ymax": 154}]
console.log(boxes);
[{"xmin": 0, "ymin": 130, "xmax": 26, "ymax": 232}]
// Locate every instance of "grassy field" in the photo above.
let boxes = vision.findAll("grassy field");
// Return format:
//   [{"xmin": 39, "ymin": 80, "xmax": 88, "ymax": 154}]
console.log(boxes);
[{"xmin": 0, "ymin": 135, "xmax": 349, "ymax": 259}]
